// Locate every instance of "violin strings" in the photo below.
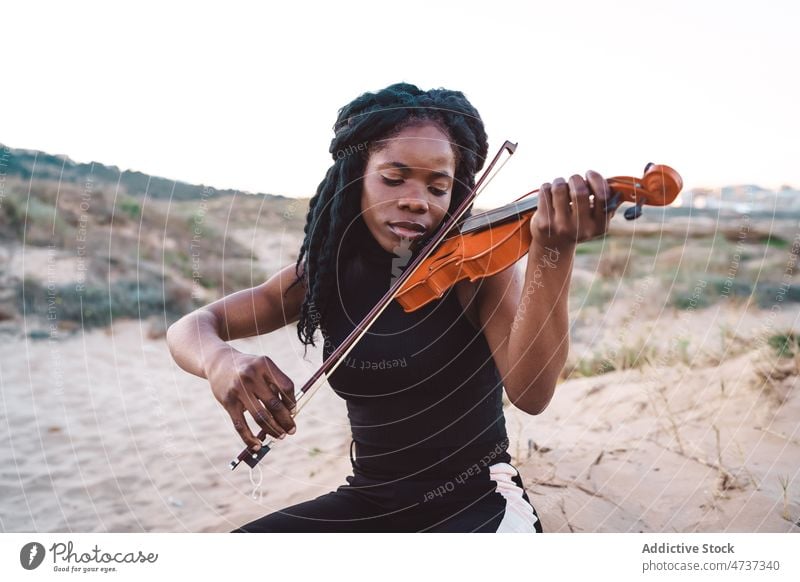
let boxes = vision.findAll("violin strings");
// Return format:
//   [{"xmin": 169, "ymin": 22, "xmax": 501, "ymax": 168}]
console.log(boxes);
[{"xmin": 472, "ymin": 153, "xmax": 514, "ymax": 206}]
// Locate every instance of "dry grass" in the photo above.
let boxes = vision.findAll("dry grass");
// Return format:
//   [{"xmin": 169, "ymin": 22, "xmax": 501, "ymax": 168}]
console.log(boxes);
[{"xmin": 749, "ymin": 339, "xmax": 799, "ymax": 406}]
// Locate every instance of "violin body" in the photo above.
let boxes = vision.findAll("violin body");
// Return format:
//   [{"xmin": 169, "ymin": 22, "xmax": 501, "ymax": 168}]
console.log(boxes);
[
  {"xmin": 396, "ymin": 212, "xmax": 532, "ymax": 312},
  {"xmin": 396, "ymin": 164, "xmax": 683, "ymax": 312}
]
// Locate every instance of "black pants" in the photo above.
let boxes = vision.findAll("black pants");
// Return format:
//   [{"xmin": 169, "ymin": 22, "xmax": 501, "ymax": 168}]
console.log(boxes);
[{"xmin": 232, "ymin": 440, "xmax": 544, "ymax": 533}]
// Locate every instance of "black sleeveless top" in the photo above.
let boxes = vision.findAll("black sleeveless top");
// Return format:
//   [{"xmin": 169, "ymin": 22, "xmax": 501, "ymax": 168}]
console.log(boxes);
[{"xmin": 321, "ymin": 223, "xmax": 508, "ymax": 457}]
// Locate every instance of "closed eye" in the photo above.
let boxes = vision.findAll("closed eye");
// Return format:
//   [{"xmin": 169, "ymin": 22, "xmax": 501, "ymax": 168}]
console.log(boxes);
[{"xmin": 381, "ymin": 176, "xmax": 448, "ymax": 197}]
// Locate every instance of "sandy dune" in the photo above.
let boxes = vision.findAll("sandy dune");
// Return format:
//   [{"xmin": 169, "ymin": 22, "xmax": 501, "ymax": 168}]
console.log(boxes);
[{"xmin": 1, "ymin": 303, "xmax": 797, "ymax": 532}]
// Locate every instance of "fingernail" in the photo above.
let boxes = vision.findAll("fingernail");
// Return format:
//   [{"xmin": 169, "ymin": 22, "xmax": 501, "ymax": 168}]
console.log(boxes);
[
  {"xmin": 279, "ymin": 433, "xmax": 286, "ymax": 440},
  {"xmin": 288, "ymin": 427, "xmax": 296, "ymax": 435}
]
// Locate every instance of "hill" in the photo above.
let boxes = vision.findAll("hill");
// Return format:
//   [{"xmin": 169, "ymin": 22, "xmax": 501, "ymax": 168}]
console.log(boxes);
[
  {"xmin": 0, "ymin": 142, "xmax": 287, "ymax": 201},
  {"xmin": 0, "ymin": 143, "xmax": 309, "ymax": 334}
]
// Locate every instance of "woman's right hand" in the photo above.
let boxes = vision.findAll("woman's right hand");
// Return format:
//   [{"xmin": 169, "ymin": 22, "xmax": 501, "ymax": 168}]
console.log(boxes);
[{"xmin": 205, "ymin": 348, "xmax": 297, "ymax": 452}]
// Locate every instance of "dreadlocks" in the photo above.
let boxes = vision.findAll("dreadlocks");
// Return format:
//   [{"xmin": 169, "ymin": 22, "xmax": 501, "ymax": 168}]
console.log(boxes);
[{"xmin": 287, "ymin": 82, "xmax": 489, "ymax": 354}]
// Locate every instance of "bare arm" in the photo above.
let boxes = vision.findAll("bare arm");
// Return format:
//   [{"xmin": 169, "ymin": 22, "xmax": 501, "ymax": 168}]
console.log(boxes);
[
  {"xmin": 474, "ymin": 253, "xmax": 572, "ymax": 416},
  {"xmin": 476, "ymin": 171, "xmax": 615, "ymax": 415},
  {"xmin": 166, "ymin": 262, "xmax": 307, "ymax": 449},
  {"xmin": 166, "ymin": 261, "xmax": 306, "ymax": 379}
]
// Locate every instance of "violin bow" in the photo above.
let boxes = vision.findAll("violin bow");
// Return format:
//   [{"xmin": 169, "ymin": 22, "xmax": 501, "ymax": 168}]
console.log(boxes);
[{"xmin": 230, "ymin": 140, "xmax": 519, "ymax": 470}]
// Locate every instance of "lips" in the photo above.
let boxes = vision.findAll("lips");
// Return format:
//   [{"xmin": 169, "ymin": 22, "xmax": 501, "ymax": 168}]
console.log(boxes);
[{"xmin": 387, "ymin": 221, "xmax": 428, "ymax": 240}]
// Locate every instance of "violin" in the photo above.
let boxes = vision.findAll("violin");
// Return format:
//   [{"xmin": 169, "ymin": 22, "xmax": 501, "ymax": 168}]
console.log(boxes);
[
  {"xmin": 229, "ymin": 140, "xmax": 683, "ymax": 470},
  {"xmin": 395, "ymin": 161, "xmax": 683, "ymax": 312}
]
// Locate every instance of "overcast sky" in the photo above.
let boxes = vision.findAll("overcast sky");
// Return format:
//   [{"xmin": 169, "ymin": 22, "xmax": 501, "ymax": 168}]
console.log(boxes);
[{"xmin": 3, "ymin": 0, "xmax": 798, "ymax": 207}]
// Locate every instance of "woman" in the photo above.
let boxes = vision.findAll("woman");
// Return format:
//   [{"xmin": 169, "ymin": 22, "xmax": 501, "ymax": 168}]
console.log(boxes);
[{"xmin": 166, "ymin": 82, "xmax": 617, "ymax": 532}]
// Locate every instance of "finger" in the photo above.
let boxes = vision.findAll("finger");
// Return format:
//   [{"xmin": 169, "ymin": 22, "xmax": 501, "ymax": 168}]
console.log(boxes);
[
  {"xmin": 568, "ymin": 174, "xmax": 592, "ymax": 238},
  {"xmin": 276, "ymin": 377, "xmax": 297, "ymax": 414},
  {"xmin": 585, "ymin": 170, "xmax": 612, "ymax": 210},
  {"xmin": 585, "ymin": 170, "xmax": 615, "ymax": 233},
  {"xmin": 551, "ymin": 177, "xmax": 571, "ymax": 218},
  {"xmin": 240, "ymin": 378, "xmax": 285, "ymax": 439},
  {"xmin": 228, "ymin": 407, "xmax": 261, "ymax": 452},
  {"xmin": 264, "ymin": 358, "xmax": 297, "ymax": 412},
  {"xmin": 255, "ymin": 382, "xmax": 297, "ymax": 435},
  {"xmin": 537, "ymin": 182, "xmax": 554, "ymax": 236},
  {"xmin": 244, "ymin": 396, "xmax": 285, "ymax": 439}
]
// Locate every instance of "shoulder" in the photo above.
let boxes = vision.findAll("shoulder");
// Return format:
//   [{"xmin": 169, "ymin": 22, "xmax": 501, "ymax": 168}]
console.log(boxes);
[
  {"xmin": 277, "ymin": 260, "xmax": 307, "ymax": 294},
  {"xmin": 263, "ymin": 261, "xmax": 307, "ymax": 324},
  {"xmin": 199, "ymin": 261, "xmax": 308, "ymax": 341},
  {"xmin": 454, "ymin": 262, "xmax": 522, "ymax": 330}
]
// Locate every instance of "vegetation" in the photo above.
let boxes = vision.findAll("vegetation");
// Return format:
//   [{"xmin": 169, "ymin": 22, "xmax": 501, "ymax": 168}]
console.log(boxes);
[{"xmin": 0, "ymin": 172, "xmax": 305, "ymax": 331}]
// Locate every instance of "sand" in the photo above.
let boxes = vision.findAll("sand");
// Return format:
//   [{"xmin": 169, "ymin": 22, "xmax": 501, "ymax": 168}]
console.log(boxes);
[{"xmin": 1, "ymin": 300, "xmax": 798, "ymax": 532}]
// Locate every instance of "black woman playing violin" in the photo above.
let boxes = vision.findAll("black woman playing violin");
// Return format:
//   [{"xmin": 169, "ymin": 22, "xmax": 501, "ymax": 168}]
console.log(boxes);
[{"xmin": 166, "ymin": 82, "xmax": 622, "ymax": 532}]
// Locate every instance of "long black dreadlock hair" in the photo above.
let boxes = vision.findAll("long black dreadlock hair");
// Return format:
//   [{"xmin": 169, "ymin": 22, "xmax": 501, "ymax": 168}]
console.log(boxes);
[{"xmin": 287, "ymin": 82, "xmax": 489, "ymax": 354}]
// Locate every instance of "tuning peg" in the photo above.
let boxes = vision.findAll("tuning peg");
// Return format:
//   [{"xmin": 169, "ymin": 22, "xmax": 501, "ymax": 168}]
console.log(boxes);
[
  {"xmin": 624, "ymin": 196, "xmax": 646, "ymax": 220},
  {"xmin": 605, "ymin": 192, "xmax": 622, "ymax": 213}
]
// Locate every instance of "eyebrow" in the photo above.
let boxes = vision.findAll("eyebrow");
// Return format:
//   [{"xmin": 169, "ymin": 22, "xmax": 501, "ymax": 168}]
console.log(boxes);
[{"xmin": 379, "ymin": 161, "xmax": 453, "ymax": 181}]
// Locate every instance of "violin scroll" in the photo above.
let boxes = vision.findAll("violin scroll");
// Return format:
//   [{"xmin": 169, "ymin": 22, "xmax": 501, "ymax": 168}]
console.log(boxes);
[{"xmin": 607, "ymin": 163, "xmax": 683, "ymax": 208}]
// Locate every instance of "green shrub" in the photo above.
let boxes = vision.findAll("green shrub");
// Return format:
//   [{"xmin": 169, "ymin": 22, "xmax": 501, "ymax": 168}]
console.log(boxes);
[
  {"xmin": 120, "ymin": 198, "xmax": 141, "ymax": 220},
  {"xmin": 767, "ymin": 333, "xmax": 800, "ymax": 358},
  {"xmin": 17, "ymin": 277, "xmax": 194, "ymax": 329}
]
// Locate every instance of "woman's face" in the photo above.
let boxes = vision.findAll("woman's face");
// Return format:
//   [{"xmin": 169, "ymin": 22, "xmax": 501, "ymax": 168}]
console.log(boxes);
[{"xmin": 360, "ymin": 123, "xmax": 456, "ymax": 253}]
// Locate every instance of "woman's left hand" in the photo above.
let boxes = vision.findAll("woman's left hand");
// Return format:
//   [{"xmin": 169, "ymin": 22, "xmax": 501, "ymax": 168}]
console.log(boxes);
[{"xmin": 530, "ymin": 170, "xmax": 619, "ymax": 252}]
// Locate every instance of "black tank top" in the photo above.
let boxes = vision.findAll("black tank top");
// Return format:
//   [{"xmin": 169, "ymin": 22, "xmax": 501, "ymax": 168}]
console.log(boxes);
[{"xmin": 321, "ymin": 223, "xmax": 509, "ymax": 458}]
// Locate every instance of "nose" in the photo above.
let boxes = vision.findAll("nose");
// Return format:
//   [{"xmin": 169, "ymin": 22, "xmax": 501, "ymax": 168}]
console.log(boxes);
[{"xmin": 397, "ymin": 190, "xmax": 429, "ymax": 213}]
